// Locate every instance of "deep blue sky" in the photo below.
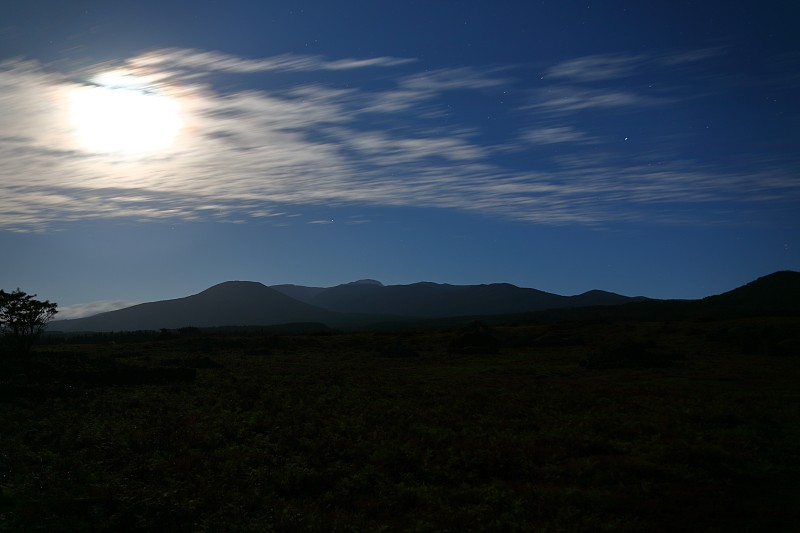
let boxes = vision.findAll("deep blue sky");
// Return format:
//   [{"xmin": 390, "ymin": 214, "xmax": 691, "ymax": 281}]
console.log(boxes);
[{"xmin": 1, "ymin": 1, "xmax": 798, "ymax": 317}]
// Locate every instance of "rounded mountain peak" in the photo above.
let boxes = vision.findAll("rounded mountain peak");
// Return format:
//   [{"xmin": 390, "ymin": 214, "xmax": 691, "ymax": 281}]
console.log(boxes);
[{"xmin": 348, "ymin": 279, "xmax": 383, "ymax": 286}]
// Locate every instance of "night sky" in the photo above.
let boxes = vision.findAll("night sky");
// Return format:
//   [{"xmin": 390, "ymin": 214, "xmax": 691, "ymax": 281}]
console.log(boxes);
[{"xmin": 1, "ymin": 1, "xmax": 798, "ymax": 318}]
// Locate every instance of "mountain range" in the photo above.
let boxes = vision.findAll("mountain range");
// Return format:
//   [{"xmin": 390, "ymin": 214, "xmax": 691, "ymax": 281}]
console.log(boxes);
[{"xmin": 48, "ymin": 271, "xmax": 800, "ymax": 332}]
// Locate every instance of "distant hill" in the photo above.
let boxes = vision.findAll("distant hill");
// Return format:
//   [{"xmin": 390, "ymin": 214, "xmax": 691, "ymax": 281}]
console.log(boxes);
[
  {"xmin": 49, "ymin": 281, "xmax": 341, "ymax": 332},
  {"xmin": 568, "ymin": 289, "xmax": 648, "ymax": 307}
]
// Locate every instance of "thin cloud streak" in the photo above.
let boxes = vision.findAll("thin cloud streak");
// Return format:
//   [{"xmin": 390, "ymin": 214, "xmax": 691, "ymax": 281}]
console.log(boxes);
[
  {"xmin": 127, "ymin": 48, "xmax": 417, "ymax": 74},
  {"xmin": 521, "ymin": 126, "xmax": 599, "ymax": 145},
  {"xmin": 659, "ymin": 46, "xmax": 727, "ymax": 66},
  {"xmin": 530, "ymin": 86, "xmax": 667, "ymax": 113},
  {"xmin": 544, "ymin": 53, "xmax": 644, "ymax": 82}
]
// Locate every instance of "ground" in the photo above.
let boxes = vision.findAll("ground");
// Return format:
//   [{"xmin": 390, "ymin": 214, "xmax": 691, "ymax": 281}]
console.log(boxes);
[{"xmin": 1, "ymin": 317, "xmax": 799, "ymax": 531}]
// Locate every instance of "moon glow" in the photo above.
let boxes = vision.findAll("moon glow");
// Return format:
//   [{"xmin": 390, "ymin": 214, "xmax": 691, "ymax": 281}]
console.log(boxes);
[{"xmin": 70, "ymin": 73, "xmax": 182, "ymax": 154}]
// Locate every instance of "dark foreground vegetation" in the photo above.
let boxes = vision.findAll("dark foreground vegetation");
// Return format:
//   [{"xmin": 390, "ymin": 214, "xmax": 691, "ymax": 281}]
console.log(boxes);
[{"xmin": 2, "ymin": 317, "xmax": 799, "ymax": 531}]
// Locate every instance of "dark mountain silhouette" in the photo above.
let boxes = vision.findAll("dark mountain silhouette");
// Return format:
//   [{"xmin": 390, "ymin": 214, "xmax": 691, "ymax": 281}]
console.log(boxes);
[
  {"xmin": 47, "ymin": 271, "xmax": 798, "ymax": 333},
  {"xmin": 697, "ymin": 270, "xmax": 800, "ymax": 316},
  {"xmin": 519, "ymin": 270, "xmax": 800, "ymax": 322},
  {"xmin": 273, "ymin": 280, "xmax": 645, "ymax": 318},
  {"xmin": 269, "ymin": 284, "xmax": 326, "ymax": 303},
  {"xmin": 271, "ymin": 279, "xmax": 383, "ymax": 305},
  {"xmin": 50, "ymin": 281, "xmax": 341, "ymax": 332}
]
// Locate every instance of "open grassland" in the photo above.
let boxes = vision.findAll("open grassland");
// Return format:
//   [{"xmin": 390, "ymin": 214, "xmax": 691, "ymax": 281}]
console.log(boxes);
[{"xmin": 2, "ymin": 318, "xmax": 799, "ymax": 531}]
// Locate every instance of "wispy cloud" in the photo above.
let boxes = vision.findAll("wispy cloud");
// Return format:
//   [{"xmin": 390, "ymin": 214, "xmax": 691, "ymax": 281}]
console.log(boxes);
[
  {"xmin": 532, "ymin": 47, "xmax": 727, "ymax": 113},
  {"xmin": 544, "ymin": 53, "xmax": 644, "ymax": 82},
  {"xmin": 530, "ymin": 85, "xmax": 665, "ymax": 113},
  {"xmin": 362, "ymin": 67, "xmax": 510, "ymax": 114},
  {"xmin": 658, "ymin": 46, "xmax": 726, "ymax": 66},
  {"xmin": 400, "ymin": 67, "xmax": 511, "ymax": 92},
  {"xmin": 545, "ymin": 47, "xmax": 727, "ymax": 81},
  {"xmin": 127, "ymin": 48, "xmax": 416, "ymax": 75},
  {"xmin": 520, "ymin": 126, "xmax": 599, "ymax": 145},
  {"xmin": 0, "ymin": 48, "xmax": 797, "ymax": 232}
]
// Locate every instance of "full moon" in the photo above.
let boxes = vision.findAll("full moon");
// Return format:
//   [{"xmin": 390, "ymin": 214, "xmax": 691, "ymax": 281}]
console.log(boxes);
[{"xmin": 70, "ymin": 72, "xmax": 182, "ymax": 154}]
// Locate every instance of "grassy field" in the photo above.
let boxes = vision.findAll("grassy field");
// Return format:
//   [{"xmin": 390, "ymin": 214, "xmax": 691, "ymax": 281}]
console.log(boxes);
[{"xmin": 2, "ymin": 317, "xmax": 799, "ymax": 531}]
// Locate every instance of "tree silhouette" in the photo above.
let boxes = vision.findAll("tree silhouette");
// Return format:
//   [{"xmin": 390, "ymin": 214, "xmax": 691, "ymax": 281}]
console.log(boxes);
[{"xmin": 0, "ymin": 289, "xmax": 58, "ymax": 354}]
